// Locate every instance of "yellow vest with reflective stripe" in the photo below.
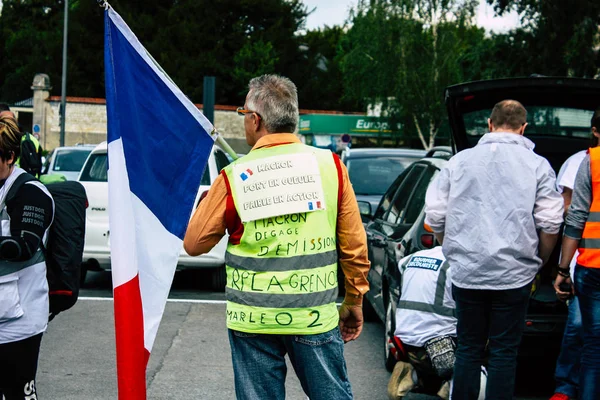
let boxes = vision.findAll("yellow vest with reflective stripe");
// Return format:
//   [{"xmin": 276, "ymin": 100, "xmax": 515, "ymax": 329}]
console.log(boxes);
[{"xmin": 223, "ymin": 143, "xmax": 339, "ymax": 334}]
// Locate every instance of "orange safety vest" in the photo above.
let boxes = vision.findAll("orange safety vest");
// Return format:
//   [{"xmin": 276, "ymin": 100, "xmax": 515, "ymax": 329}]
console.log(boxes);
[{"xmin": 577, "ymin": 146, "xmax": 600, "ymax": 268}]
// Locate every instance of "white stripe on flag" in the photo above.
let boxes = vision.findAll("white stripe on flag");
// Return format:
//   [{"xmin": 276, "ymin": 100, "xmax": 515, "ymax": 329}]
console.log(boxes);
[{"xmin": 108, "ymin": 139, "xmax": 182, "ymax": 351}]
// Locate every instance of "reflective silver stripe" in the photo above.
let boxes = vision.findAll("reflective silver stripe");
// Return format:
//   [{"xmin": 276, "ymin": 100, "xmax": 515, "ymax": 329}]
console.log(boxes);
[
  {"xmin": 226, "ymin": 287, "xmax": 339, "ymax": 308},
  {"xmin": 579, "ymin": 238, "xmax": 600, "ymax": 249},
  {"xmin": 587, "ymin": 212, "xmax": 600, "ymax": 223},
  {"xmin": 396, "ymin": 300, "xmax": 456, "ymax": 318},
  {"xmin": 0, "ymin": 250, "xmax": 45, "ymax": 277},
  {"xmin": 434, "ymin": 261, "xmax": 450, "ymax": 306},
  {"xmin": 398, "ymin": 260, "xmax": 455, "ymax": 317},
  {"xmin": 225, "ymin": 250, "xmax": 338, "ymax": 272}
]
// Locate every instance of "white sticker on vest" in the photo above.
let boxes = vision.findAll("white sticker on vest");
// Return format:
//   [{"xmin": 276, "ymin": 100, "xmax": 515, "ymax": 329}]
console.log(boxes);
[
  {"xmin": 232, "ymin": 153, "xmax": 326, "ymax": 223},
  {"xmin": 407, "ymin": 256, "xmax": 443, "ymax": 271}
]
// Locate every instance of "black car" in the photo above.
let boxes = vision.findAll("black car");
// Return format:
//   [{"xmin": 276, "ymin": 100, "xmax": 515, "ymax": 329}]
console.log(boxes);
[
  {"xmin": 363, "ymin": 77, "xmax": 600, "ymax": 370},
  {"xmin": 341, "ymin": 147, "xmax": 426, "ymax": 219}
]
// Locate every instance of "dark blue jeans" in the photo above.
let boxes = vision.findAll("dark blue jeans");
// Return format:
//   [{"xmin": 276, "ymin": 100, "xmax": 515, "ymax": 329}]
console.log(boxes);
[
  {"xmin": 228, "ymin": 327, "xmax": 353, "ymax": 400},
  {"xmin": 553, "ymin": 296, "xmax": 582, "ymax": 398},
  {"xmin": 451, "ymin": 283, "xmax": 532, "ymax": 400},
  {"xmin": 574, "ymin": 265, "xmax": 600, "ymax": 400}
]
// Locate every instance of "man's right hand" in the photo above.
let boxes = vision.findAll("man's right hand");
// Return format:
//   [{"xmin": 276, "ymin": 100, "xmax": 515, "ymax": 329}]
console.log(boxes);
[
  {"xmin": 339, "ymin": 302, "xmax": 364, "ymax": 343},
  {"xmin": 554, "ymin": 273, "xmax": 574, "ymax": 302}
]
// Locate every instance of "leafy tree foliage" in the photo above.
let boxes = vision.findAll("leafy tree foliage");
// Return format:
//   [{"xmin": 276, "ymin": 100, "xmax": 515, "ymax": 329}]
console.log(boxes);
[
  {"xmin": 0, "ymin": 0, "xmax": 340, "ymax": 110},
  {"xmin": 486, "ymin": 0, "xmax": 600, "ymax": 78},
  {"xmin": 338, "ymin": 0, "xmax": 484, "ymax": 148}
]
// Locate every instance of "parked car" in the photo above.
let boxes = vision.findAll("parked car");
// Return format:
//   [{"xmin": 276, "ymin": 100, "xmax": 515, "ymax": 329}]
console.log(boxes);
[
  {"xmin": 364, "ymin": 77, "xmax": 600, "ymax": 371},
  {"xmin": 341, "ymin": 148, "xmax": 426, "ymax": 219},
  {"xmin": 78, "ymin": 141, "xmax": 232, "ymax": 290},
  {"xmin": 42, "ymin": 144, "xmax": 96, "ymax": 180}
]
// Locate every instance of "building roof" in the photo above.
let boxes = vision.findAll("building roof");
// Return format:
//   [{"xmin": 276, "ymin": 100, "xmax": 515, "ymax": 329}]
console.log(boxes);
[
  {"xmin": 45, "ymin": 96, "xmax": 363, "ymax": 115},
  {"xmin": 12, "ymin": 98, "xmax": 33, "ymax": 107}
]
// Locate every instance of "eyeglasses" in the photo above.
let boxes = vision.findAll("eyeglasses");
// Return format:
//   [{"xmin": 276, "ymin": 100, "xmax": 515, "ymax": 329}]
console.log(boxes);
[{"xmin": 236, "ymin": 107, "xmax": 261, "ymax": 120}]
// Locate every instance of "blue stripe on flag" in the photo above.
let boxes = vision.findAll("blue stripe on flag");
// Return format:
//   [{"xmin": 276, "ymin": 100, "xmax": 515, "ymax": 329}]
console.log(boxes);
[{"xmin": 105, "ymin": 11, "xmax": 214, "ymax": 240}]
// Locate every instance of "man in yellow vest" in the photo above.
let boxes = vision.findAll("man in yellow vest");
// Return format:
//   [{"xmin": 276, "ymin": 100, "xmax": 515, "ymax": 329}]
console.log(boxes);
[
  {"xmin": 555, "ymin": 107, "xmax": 600, "ymax": 400},
  {"xmin": 184, "ymin": 74, "xmax": 370, "ymax": 400}
]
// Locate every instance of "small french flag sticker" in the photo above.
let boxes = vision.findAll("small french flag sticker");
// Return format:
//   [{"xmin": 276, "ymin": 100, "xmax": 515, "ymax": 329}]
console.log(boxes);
[
  {"xmin": 240, "ymin": 168, "xmax": 253, "ymax": 181},
  {"xmin": 308, "ymin": 201, "xmax": 322, "ymax": 211}
]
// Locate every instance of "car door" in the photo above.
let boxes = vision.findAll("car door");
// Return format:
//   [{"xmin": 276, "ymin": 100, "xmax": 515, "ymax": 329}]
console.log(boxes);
[{"xmin": 365, "ymin": 164, "xmax": 428, "ymax": 318}]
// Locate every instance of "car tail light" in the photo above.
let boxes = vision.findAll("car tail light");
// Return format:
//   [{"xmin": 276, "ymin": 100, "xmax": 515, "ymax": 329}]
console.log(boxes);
[
  {"xmin": 463, "ymin": 95, "xmax": 475, "ymax": 101},
  {"xmin": 421, "ymin": 234, "xmax": 434, "ymax": 248},
  {"xmin": 85, "ymin": 200, "xmax": 89, "ymax": 209}
]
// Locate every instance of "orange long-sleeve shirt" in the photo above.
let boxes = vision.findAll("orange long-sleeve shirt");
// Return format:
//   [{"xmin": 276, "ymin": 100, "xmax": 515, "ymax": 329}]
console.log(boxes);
[{"xmin": 183, "ymin": 133, "xmax": 370, "ymax": 305}]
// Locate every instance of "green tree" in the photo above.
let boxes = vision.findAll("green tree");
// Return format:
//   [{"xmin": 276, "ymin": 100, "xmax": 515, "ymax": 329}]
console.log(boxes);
[
  {"xmin": 339, "ymin": 0, "xmax": 484, "ymax": 149},
  {"xmin": 486, "ymin": 0, "xmax": 600, "ymax": 78},
  {"xmin": 0, "ymin": 0, "xmax": 313, "ymax": 107}
]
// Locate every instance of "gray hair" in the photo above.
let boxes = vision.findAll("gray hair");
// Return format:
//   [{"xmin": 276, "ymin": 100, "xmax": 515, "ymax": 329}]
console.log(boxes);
[{"xmin": 246, "ymin": 75, "xmax": 299, "ymax": 133}]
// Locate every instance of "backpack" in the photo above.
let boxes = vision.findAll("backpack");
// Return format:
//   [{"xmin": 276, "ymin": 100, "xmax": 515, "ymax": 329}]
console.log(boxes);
[
  {"xmin": 20, "ymin": 133, "xmax": 42, "ymax": 176},
  {"xmin": 7, "ymin": 173, "xmax": 88, "ymax": 320}
]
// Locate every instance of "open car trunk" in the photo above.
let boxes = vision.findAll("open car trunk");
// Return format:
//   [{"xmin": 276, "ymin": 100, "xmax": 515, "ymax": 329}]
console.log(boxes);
[{"xmin": 445, "ymin": 77, "xmax": 600, "ymax": 338}]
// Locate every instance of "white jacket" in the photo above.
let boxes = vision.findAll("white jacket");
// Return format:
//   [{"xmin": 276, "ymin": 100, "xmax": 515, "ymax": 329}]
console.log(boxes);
[
  {"xmin": 394, "ymin": 246, "xmax": 456, "ymax": 347},
  {"xmin": 425, "ymin": 133, "xmax": 563, "ymax": 290},
  {"xmin": 0, "ymin": 168, "xmax": 53, "ymax": 343}
]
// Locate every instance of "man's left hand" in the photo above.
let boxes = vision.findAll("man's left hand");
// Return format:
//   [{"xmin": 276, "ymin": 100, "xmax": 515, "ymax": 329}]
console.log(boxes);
[{"xmin": 339, "ymin": 302, "xmax": 364, "ymax": 343}]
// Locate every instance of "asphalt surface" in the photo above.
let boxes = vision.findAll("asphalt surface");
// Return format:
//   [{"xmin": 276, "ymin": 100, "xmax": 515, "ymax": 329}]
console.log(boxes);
[{"xmin": 35, "ymin": 270, "xmax": 555, "ymax": 399}]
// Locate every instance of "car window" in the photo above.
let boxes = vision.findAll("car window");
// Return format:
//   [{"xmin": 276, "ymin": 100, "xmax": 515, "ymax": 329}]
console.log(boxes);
[
  {"xmin": 373, "ymin": 167, "xmax": 411, "ymax": 220},
  {"xmin": 347, "ymin": 156, "xmax": 416, "ymax": 196},
  {"xmin": 54, "ymin": 149, "xmax": 93, "ymax": 172},
  {"xmin": 214, "ymin": 149, "xmax": 230, "ymax": 172},
  {"xmin": 386, "ymin": 165, "xmax": 427, "ymax": 225},
  {"xmin": 200, "ymin": 165, "xmax": 210, "ymax": 186},
  {"xmin": 42, "ymin": 149, "xmax": 54, "ymax": 174},
  {"xmin": 79, "ymin": 153, "xmax": 108, "ymax": 182},
  {"xmin": 402, "ymin": 167, "xmax": 437, "ymax": 225}
]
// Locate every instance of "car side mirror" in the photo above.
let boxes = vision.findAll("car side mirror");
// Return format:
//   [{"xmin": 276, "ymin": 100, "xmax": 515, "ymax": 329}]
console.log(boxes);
[{"xmin": 357, "ymin": 201, "xmax": 372, "ymax": 224}]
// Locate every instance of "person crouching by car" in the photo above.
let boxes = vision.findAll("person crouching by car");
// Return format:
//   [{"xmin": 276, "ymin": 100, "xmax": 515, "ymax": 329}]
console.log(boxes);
[
  {"xmin": 0, "ymin": 115, "xmax": 54, "ymax": 399},
  {"xmin": 388, "ymin": 245, "xmax": 486, "ymax": 400}
]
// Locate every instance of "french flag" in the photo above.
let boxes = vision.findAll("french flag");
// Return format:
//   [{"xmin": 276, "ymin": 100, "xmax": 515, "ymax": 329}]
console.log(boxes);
[{"xmin": 104, "ymin": 7, "xmax": 214, "ymax": 399}]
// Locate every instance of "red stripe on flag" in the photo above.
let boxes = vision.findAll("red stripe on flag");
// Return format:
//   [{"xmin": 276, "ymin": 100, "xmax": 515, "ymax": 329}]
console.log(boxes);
[{"xmin": 114, "ymin": 274, "xmax": 149, "ymax": 399}]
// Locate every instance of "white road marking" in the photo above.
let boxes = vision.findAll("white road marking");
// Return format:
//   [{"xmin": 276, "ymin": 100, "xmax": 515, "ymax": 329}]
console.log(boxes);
[{"xmin": 78, "ymin": 297, "xmax": 343, "ymax": 306}]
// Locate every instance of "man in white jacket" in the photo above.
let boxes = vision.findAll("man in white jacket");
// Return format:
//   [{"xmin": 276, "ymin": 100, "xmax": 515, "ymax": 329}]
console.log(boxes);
[{"xmin": 424, "ymin": 100, "xmax": 563, "ymax": 400}]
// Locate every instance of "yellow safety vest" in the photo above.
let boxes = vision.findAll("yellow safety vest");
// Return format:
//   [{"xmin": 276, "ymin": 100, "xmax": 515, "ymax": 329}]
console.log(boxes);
[{"xmin": 223, "ymin": 142, "xmax": 340, "ymax": 334}]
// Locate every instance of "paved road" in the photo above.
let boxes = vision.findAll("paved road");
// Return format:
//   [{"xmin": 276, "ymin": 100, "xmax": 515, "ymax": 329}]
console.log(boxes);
[{"xmin": 36, "ymin": 270, "xmax": 554, "ymax": 399}]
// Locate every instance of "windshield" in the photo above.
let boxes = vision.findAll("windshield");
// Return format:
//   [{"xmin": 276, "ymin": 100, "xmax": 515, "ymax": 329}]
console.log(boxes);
[
  {"xmin": 54, "ymin": 148, "xmax": 93, "ymax": 172},
  {"xmin": 347, "ymin": 156, "xmax": 415, "ymax": 196},
  {"xmin": 79, "ymin": 153, "xmax": 108, "ymax": 182},
  {"xmin": 464, "ymin": 106, "xmax": 594, "ymax": 142}
]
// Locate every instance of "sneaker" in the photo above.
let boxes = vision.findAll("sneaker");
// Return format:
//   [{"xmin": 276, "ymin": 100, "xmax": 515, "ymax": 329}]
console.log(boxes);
[
  {"xmin": 387, "ymin": 361, "xmax": 415, "ymax": 400},
  {"xmin": 549, "ymin": 394, "xmax": 571, "ymax": 400},
  {"xmin": 437, "ymin": 381, "xmax": 451, "ymax": 400}
]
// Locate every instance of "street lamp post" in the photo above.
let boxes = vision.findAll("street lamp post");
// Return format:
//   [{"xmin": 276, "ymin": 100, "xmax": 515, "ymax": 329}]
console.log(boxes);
[{"xmin": 60, "ymin": 0, "xmax": 68, "ymax": 147}]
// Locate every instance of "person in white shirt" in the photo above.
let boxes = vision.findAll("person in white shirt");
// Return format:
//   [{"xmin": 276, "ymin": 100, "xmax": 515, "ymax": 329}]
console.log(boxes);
[
  {"xmin": 424, "ymin": 100, "xmax": 563, "ymax": 400},
  {"xmin": 388, "ymin": 246, "xmax": 486, "ymax": 400}
]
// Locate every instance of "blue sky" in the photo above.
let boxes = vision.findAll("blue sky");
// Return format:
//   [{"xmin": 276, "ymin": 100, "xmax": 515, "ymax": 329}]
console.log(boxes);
[{"xmin": 303, "ymin": 0, "xmax": 521, "ymax": 33}]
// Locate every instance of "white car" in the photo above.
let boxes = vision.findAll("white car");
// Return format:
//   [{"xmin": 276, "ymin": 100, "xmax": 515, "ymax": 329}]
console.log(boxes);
[
  {"xmin": 78, "ymin": 141, "xmax": 231, "ymax": 289},
  {"xmin": 42, "ymin": 144, "xmax": 97, "ymax": 181}
]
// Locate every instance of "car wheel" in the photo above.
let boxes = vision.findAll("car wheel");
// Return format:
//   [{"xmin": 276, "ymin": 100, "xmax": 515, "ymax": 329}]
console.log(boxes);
[
  {"xmin": 80, "ymin": 262, "xmax": 88, "ymax": 287},
  {"xmin": 210, "ymin": 266, "xmax": 226, "ymax": 292},
  {"xmin": 384, "ymin": 295, "xmax": 397, "ymax": 372}
]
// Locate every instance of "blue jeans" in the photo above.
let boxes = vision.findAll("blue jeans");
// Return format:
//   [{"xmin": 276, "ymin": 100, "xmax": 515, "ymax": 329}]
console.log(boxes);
[
  {"xmin": 574, "ymin": 265, "xmax": 600, "ymax": 400},
  {"xmin": 228, "ymin": 327, "xmax": 353, "ymax": 400},
  {"xmin": 554, "ymin": 296, "xmax": 582, "ymax": 398},
  {"xmin": 451, "ymin": 283, "xmax": 532, "ymax": 400}
]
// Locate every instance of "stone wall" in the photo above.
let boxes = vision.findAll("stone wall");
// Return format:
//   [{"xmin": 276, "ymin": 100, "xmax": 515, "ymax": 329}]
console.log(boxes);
[{"xmin": 42, "ymin": 99, "xmax": 252, "ymax": 153}]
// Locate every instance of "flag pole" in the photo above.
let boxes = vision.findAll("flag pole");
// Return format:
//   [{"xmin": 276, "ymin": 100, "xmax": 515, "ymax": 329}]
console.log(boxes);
[{"xmin": 213, "ymin": 130, "xmax": 239, "ymax": 161}]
